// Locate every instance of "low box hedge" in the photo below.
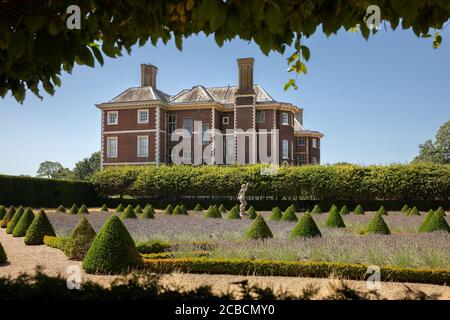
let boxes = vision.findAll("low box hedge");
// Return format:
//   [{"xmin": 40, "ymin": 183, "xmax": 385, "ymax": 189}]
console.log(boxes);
[{"xmin": 43, "ymin": 236, "xmax": 67, "ymax": 250}]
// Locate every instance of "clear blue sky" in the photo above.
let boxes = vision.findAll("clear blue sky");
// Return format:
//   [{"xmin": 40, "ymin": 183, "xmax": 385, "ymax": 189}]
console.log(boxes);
[{"xmin": 0, "ymin": 27, "xmax": 449, "ymax": 176}]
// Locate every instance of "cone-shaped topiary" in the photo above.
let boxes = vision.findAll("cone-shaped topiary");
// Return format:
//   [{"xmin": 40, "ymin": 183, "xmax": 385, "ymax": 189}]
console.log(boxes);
[
  {"xmin": 329, "ymin": 204, "xmax": 337, "ymax": 213},
  {"xmin": 164, "ymin": 204, "xmax": 174, "ymax": 215},
  {"xmin": 0, "ymin": 205, "xmax": 6, "ymax": 220},
  {"xmin": 339, "ymin": 205, "xmax": 350, "ymax": 215},
  {"xmin": 366, "ymin": 213, "xmax": 390, "ymax": 235},
  {"xmin": 354, "ymin": 204, "xmax": 364, "ymax": 215},
  {"xmin": 172, "ymin": 205, "xmax": 184, "ymax": 215},
  {"xmin": 281, "ymin": 206, "xmax": 298, "ymax": 222},
  {"xmin": 377, "ymin": 205, "xmax": 388, "ymax": 216},
  {"xmin": 12, "ymin": 208, "xmax": 35, "ymax": 237},
  {"xmin": 180, "ymin": 204, "xmax": 188, "ymax": 215},
  {"xmin": 422, "ymin": 211, "xmax": 450, "ymax": 233},
  {"xmin": 311, "ymin": 204, "xmax": 322, "ymax": 214},
  {"xmin": 24, "ymin": 210, "xmax": 56, "ymax": 245},
  {"xmin": 134, "ymin": 205, "xmax": 143, "ymax": 214},
  {"xmin": 435, "ymin": 206, "xmax": 445, "ymax": 216},
  {"xmin": 245, "ymin": 214, "xmax": 273, "ymax": 239},
  {"xmin": 1, "ymin": 206, "xmax": 16, "ymax": 228},
  {"xmin": 78, "ymin": 204, "xmax": 89, "ymax": 214},
  {"xmin": 82, "ymin": 215, "xmax": 141, "ymax": 274},
  {"xmin": 193, "ymin": 203, "xmax": 203, "ymax": 211},
  {"xmin": 100, "ymin": 204, "xmax": 109, "ymax": 212},
  {"xmin": 218, "ymin": 204, "xmax": 227, "ymax": 213},
  {"xmin": 69, "ymin": 204, "xmax": 79, "ymax": 215},
  {"xmin": 419, "ymin": 209, "xmax": 435, "ymax": 232},
  {"xmin": 247, "ymin": 206, "xmax": 257, "ymax": 219},
  {"xmin": 227, "ymin": 207, "xmax": 241, "ymax": 219},
  {"xmin": 56, "ymin": 205, "xmax": 66, "ymax": 213},
  {"xmin": 269, "ymin": 207, "xmax": 283, "ymax": 221},
  {"xmin": 204, "ymin": 205, "xmax": 222, "ymax": 219},
  {"xmin": 6, "ymin": 206, "xmax": 25, "ymax": 234},
  {"xmin": 120, "ymin": 205, "xmax": 137, "ymax": 219},
  {"xmin": 400, "ymin": 204, "xmax": 409, "ymax": 213},
  {"xmin": 116, "ymin": 204, "xmax": 125, "ymax": 212},
  {"xmin": 325, "ymin": 208, "xmax": 346, "ymax": 228},
  {"xmin": 0, "ymin": 241, "xmax": 6, "ymax": 263},
  {"xmin": 140, "ymin": 205, "xmax": 155, "ymax": 219},
  {"xmin": 328, "ymin": 205, "xmax": 339, "ymax": 216},
  {"xmin": 64, "ymin": 217, "xmax": 97, "ymax": 260},
  {"xmin": 291, "ymin": 212, "xmax": 321, "ymax": 238},
  {"xmin": 408, "ymin": 206, "xmax": 420, "ymax": 216}
]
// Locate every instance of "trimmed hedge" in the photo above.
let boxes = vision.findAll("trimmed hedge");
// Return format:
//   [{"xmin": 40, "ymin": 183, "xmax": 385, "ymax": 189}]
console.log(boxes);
[
  {"xmin": 227, "ymin": 207, "xmax": 241, "ymax": 219},
  {"xmin": 325, "ymin": 207, "xmax": 346, "ymax": 228},
  {"xmin": 43, "ymin": 236, "xmax": 67, "ymax": 250},
  {"xmin": 0, "ymin": 242, "xmax": 7, "ymax": 263},
  {"xmin": 291, "ymin": 212, "xmax": 321, "ymax": 238},
  {"xmin": 245, "ymin": 215, "xmax": 273, "ymax": 239},
  {"xmin": 247, "ymin": 206, "xmax": 257, "ymax": 219},
  {"xmin": 121, "ymin": 205, "xmax": 137, "ymax": 219},
  {"xmin": 100, "ymin": 204, "xmax": 108, "ymax": 212},
  {"xmin": 269, "ymin": 207, "xmax": 283, "ymax": 221},
  {"xmin": 281, "ymin": 206, "xmax": 298, "ymax": 222},
  {"xmin": 78, "ymin": 204, "xmax": 89, "ymax": 214},
  {"xmin": 141, "ymin": 205, "xmax": 155, "ymax": 219},
  {"xmin": 134, "ymin": 204, "xmax": 143, "ymax": 214},
  {"xmin": 366, "ymin": 213, "xmax": 391, "ymax": 235},
  {"xmin": 1, "ymin": 206, "xmax": 16, "ymax": 228},
  {"xmin": 56, "ymin": 205, "xmax": 66, "ymax": 213},
  {"xmin": 354, "ymin": 204, "xmax": 364, "ymax": 215},
  {"xmin": 204, "ymin": 205, "xmax": 221, "ymax": 219},
  {"xmin": 6, "ymin": 206, "xmax": 25, "ymax": 234},
  {"xmin": 0, "ymin": 206, "xmax": 6, "ymax": 220},
  {"xmin": 64, "ymin": 217, "xmax": 96, "ymax": 260},
  {"xmin": 69, "ymin": 204, "xmax": 79, "ymax": 215},
  {"xmin": 24, "ymin": 210, "xmax": 56, "ymax": 245},
  {"xmin": 142, "ymin": 257, "xmax": 450, "ymax": 285},
  {"xmin": 12, "ymin": 208, "xmax": 35, "ymax": 237}
]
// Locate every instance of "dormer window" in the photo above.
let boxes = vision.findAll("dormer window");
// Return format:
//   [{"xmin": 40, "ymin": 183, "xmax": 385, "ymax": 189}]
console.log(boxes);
[
  {"xmin": 138, "ymin": 109, "xmax": 149, "ymax": 124},
  {"xmin": 223, "ymin": 116, "xmax": 229, "ymax": 125}
]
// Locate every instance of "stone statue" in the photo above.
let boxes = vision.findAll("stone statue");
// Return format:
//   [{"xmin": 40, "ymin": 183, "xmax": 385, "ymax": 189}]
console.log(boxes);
[{"xmin": 238, "ymin": 183, "xmax": 249, "ymax": 217}]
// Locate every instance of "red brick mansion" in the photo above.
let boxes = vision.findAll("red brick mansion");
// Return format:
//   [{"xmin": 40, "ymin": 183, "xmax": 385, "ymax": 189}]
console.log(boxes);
[{"xmin": 96, "ymin": 58, "xmax": 323, "ymax": 168}]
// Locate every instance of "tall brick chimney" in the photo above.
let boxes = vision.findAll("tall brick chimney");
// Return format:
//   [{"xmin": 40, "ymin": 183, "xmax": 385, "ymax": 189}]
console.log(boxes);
[
  {"xmin": 141, "ymin": 63, "xmax": 158, "ymax": 88},
  {"xmin": 237, "ymin": 58, "xmax": 254, "ymax": 94}
]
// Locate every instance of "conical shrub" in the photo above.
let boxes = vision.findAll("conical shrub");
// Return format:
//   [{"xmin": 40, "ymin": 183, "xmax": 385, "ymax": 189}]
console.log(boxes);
[
  {"xmin": 100, "ymin": 204, "xmax": 108, "ymax": 212},
  {"xmin": 311, "ymin": 205, "xmax": 322, "ymax": 214},
  {"xmin": 408, "ymin": 206, "xmax": 420, "ymax": 216},
  {"xmin": 78, "ymin": 204, "xmax": 89, "ymax": 214},
  {"xmin": 218, "ymin": 204, "xmax": 227, "ymax": 213},
  {"xmin": 0, "ymin": 205, "xmax": 6, "ymax": 220},
  {"xmin": 354, "ymin": 204, "xmax": 364, "ymax": 215},
  {"xmin": 377, "ymin": 205, "xmax": 388, "ymax": 216},
  {"xmin": 82, "ymin": 215, "xmax": 141, "ymax": 274},
  {"xmin": 247, "ymin": 206, "xmax": 257, "ymax": 219},
  {"xmin": 281, "ymin": 206, "xmax": 298, "ymax": 222},
  {"xmin": 64, "ymin": 217, "xmax": 97, "ymax": 260},
  {"xmin": 291, "ymin": 212, "xmax": 321, "ymax": 238},
  {"xmin": 227, "ymin": 207, "xmax": 241, "ymax": 219},
  {"xmin": 204, "ymin": 205, "xmax": 221, "ymax": 219},
  {"xmin": 329, "ymin": 204, "xmax": 337, "ymax": 213},
  {"xmin": 180, "ymin": 204, "xmax": 188, "ymax": 215},
  {"xmin": 56, "ymin": 205, "xmax": 66, "ymax": 213},
  {"xmin": 69, "ymin": 204, "xmax": 79, "ymax": 215},
  {"xmin": 245, "ymin": 215, "xmax": 273, "ymax": 239},
  {"xmin": 400, "ymin": 204, "xmax": 409, "ymax": 213},
  {"xmin": 12, "ymin": 208, "xmax": 35, "ymax": 237},
  {"xmin": 1, "ymin": 206, "xmax": 16, "ymax": 228},
  {"xmin": 339, "ymin": 205, "xmax": 350, "ymax": 215},
  {"xmin": 325, "ymin": 208, "xmax": 346, "ymax": 228},
  {"xmin": 6, "ymin": 206, "xmax": 25, "ymax": 234},
  {"xmin": 120, "ymin": 205, "xmax": 137, "ymax": 219},
  {"xmin": 435, "ymin": 206, "xmax": 445, "ymax": 216},
  {"xmin": 419, "ymin": 210, "xmax": 435, "ymax": 232},
  {"xmin": 134, "ymin": 205, "xmax": 143, "ymax": 214},
  {"xmin": 0, "ymin": 242, "xmax": 7, "ymax": 263},
  {"xmin": 366, "ymin": 213, "xmax": 390, "ymax": 235},
  {"xmin": 116, "ymin": 204, "xmax": 125, "ymax": 212},
  {"xmin": 422, "ymin": 211, "xmax": 450, "ymax": 233},
  {"xmin": 193, "ymin": 203, "xmax": 203, "ymax": 211},
  {"xmin": 140, "ymin": 205, "xmax": 155, "ymax": 219},
  {"xmin": 164, "ymin": 204, "xmax": 173, "ymax": 215},
  {"xmin": 24, "ymin": 210, "xmax": 56, "ymax": 245},
  {"xmin": 269, "ymin": 207, "xmax": 283, "ymax": 221},
  {"xmin": 172, "ymin": 205, "xmax": 183, "ymax": 215}
]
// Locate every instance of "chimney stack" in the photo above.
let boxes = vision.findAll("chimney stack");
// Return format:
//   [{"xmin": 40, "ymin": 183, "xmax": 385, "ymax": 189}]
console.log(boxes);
[
  {"xmin": 237, "ymin": 58, "xmax": 255, "ymax": 94},
  {"xmin": 141, "ymin": 63, "xmax": 158, "ymax": 88}
]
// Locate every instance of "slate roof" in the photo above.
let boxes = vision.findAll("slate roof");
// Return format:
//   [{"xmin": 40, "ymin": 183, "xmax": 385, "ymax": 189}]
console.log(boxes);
[{"xmin": 109, "ymin": 86, "xmax": 171, "ymax": 103}]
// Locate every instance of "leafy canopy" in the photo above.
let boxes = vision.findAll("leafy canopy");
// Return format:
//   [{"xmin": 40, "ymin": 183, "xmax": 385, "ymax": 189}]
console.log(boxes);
[{"xmin": 413, "ymin": 121, "xmax": 450, "ymax": 164}]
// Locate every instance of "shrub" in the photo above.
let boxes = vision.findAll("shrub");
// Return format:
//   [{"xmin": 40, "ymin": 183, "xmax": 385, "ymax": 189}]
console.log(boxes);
[
  {"xmin": 24, "ymin": 210, "xmax": 56, "ymax": 245},
  {"xmin": 43, "ymin": 236, "xmax": 66, "ymax": 250},
  {"xmin": 121, "ymin": 205, "xmax": 137, "ymax": 219},
  {"xmin": 325, "ymin": 207, "xmax": 346, "ymax": 228},
  {"xmin": 64, "ymin": 217, "xmax": 97, "ymax": 260},
  {"xmin": 435, "ymin": 206, "xmax": 445, "ymax": 216},
  {"xmin": 269, "ymin": 207, "xmax": 283, "ymax": 221},
  {"xmin": 100, "ymin": 204, "xmax": 108, "ymax": 212},
  {"xmin": 281, "ymin": 206, "xmax": 298, "ymax": 222},
  {"xmin": 247, "ymin": 206, "xmax": 257, "ymax": 219},
  {"xmin": 377, "ymin": 205, "xmax": 388, "ymax": 216},
  {"xmin": 172, "ymin": 205, "xmax": 183, "ymax": 215},
  {"xmin": 422, "ymin": 211, "xmax": 450, "ymax": 233},
  {"xmin": 0, "ymin": 241, "xmax": 6, "ymax": 263},
  {"xmin": 141, "ymin": 205, "xmax": 155, "ymax": 219},
  {"xmin": 419, "ymin": 210, "xmax": 435, "ymax": 232},
  {"xmin": 366, "ymin": 213, "xmax": 390, "ymax": 235},
  {"xmin": 291, "ymin": 212, "xmax": 321, "ymax": 238},
  {"xmin": 116, "ymin": 204, "xmax": 125, "ymax": 212},
  {"xmin": 134, "ymin": 205, "xmax": 143, "ymax": 214},
  {"xmin": 0, "ymin": 205, "xmax": 6, "ymax": 220},
  {"xmin": 218, "ymin": 204, "xmax": 227, "ymax": 213},
  {"xmin": 329, "ymin": 204, "xmax": 337, "ymax": 213},
  {"xmin": 12, "ymin": 207, "xmax": 35, "ymax": 237},
  {"xmin": 328, "ymin": 205, "xmax": 339, "ymax": 217},
  {"xmin": 137, "ymin": 240, "xmax": 171, "ymax": 254},
  {"xmin": 69, "ymin": 204, "xmax": 79, "ymax": 215},
  {"xmin": 1, "ymin": 206, "xmax": 15, "ymax": 228},
  {"xmin": 164, "ymin": 204, "xmax": 174, "ymax": 215},
  {"xmin": 78, "ymin": 204, "xmax": 89, "ymax": 214},
  {"xmin": 82, "ymin": 215, "xmax": 141, "ymax": 274},
  {"xmin": 56, "ymin": 205, "xmax": 66, "ymax": 213},
  {"xmin": 245, "ymin": 215, "xmax": 273, "ymax": 239},
  {"xmin": 193, "ymin": 204, "xmax": 203, "ymax": 211},
  {"xmin": 354, "ymin": 204, "xmax": 364, "ymax": 215},
  {"xmin": 339, "ymin": 205, "xmax": 349, "ymax": 215},
  {"xmin": 311, "ymin": 204, "xmax": 322, "ymax": 214},
  {"xmin": 204, "ymin": 205, "xmax": 221, "ymax": 219},
  {"xmin": 408, "ymin": 206, "xmax": 420, "ymax": 216},
  {"xmin": 401, "ymin": 204, "xmax": 409, "ymax": 213},
  {"xmin": 180, "ymin": 204, "xmax": 188, "ymax": 215},
  {"xmin": 227, "ymin": 207, "xmax": 241, "ymax": 219},
  {"xmin": 6, "ymin": 206, "xmax": 25, "ymax": 234}
]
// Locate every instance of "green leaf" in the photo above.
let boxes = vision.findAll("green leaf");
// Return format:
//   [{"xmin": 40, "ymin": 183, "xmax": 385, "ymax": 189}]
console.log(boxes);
[
  {"xmin": 433, "ymin": 34, "xmax": 442, "ymax": 49},
  {"xmin": 75, "ymin": 46, "xmax": 95, "ymax": 67},
  {"xmin": 90, "ymin": 45, "xmax": 104, "ymax": 66},
  {"xmin": 300, "ymin": 45, "xmax": 310, "ymax": 61},
  {"xmin": 23, "ymin": 16, "xmax": 46, "ymax": 33}
]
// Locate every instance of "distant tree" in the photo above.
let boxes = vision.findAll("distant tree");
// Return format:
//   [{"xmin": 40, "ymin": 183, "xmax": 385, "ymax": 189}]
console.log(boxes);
[
  {"xmin": 413, "ymin": 121, "xmax": 450, "ymax": 164},
  {"xmin": 36, "ymin": 161, "xmax": 64, "ymax": 178},
  {"xmin": 73, "ymin": 151, "xmax": 101, "ymax": 180}
]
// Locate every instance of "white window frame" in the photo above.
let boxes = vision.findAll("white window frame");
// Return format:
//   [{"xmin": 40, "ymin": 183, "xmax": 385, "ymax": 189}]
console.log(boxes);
[
  {"xmin": 223, "ymin": 116, "xmax": 229, "ymax": 125},
  {"xmin": 281, "ymin": 112, "xmax": 289, "ymax": 125},
  {"xmin": 106, "ymin": 137, "xmax": 118, "ymax": 158},
  {"xmin": 183, "ymin": 117, "xmax": 193, "ymax": 134},
  {"xmin": 137, "ymin": 135, "xmax": 149, "ymax": 157},
  {"xmin": 282, "ymin": 140, "xmax": 289, "ymax": 160},
  {"xmin": 202, "ymin": 123, "xmax": 209, "ymax": 144},
  {"xmin": 137, "ymin": 109, "xmax": 149, "ymax": 124},
  {"xmin": 312, "ymin": 138, "xmax": 318, "ymax": 148},
  {"xmin": 297, "ymin": 137, "xmax": 305, "ymax": 146},
  {"xmin": 168, "ymin": 114, "xmax": 176, "ymax": 134},
  {"xmin": 107, "ymin": 111, "xmax": 118, "ymax": 125},
  {"xmin": 256, "ymin": 110, "xmax": 265, "ymax": 123}
]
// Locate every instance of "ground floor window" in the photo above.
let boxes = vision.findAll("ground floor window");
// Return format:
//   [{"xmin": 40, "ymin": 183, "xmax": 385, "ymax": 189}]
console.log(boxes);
[
  {"xmin": 106, "ymin": 137, "xmax": 118, "ymax": 158},
  {"xmin": 137, "ymin": 136, "xmax": 149, "ymax": 157},
  {"xmin": 282, "ymin": 140, "xmax": 289, "ymax": 159}
]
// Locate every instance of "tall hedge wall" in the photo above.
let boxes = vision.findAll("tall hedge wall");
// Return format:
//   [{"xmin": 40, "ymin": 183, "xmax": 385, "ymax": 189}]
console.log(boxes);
[
  {"xmin": 0, "ymin": 174, "xmax": 97, "ymax": 207},
  {"xmin": 91, "ymin": 163, "xmax": 450, "ymax": 202}
]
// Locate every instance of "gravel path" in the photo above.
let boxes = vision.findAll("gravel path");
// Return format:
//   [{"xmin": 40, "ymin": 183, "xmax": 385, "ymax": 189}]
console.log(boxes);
[{"xmin": 0, "ymin": 229, "xmax": 448, "ymax": 299}]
